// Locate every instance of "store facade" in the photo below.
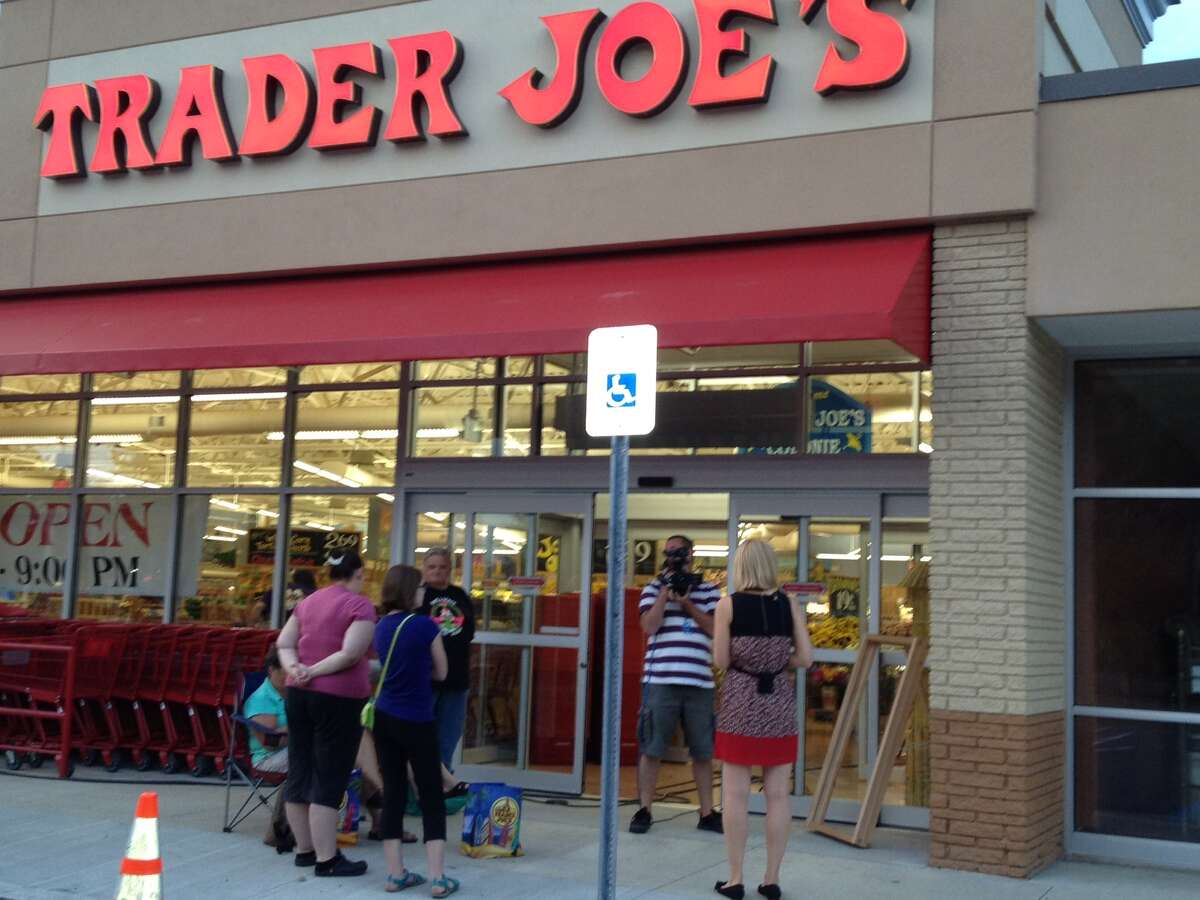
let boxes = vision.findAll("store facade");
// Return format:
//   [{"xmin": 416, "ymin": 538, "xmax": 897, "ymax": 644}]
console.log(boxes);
[{"xmin": 1, "ymin": 0, "xmax": 1198, "ymax": 878}]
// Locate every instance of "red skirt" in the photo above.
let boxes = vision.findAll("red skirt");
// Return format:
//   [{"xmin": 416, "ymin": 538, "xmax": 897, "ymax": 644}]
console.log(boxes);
[{"xmin": 714, "ymin": 731, "xmax": 798, "ymax": 767}]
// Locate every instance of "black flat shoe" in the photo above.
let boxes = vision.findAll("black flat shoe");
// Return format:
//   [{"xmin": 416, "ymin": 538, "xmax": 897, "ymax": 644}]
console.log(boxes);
[
  {"xmin": 757, "ymin": 885, "xmax": 782, "ymax": 900},
  {"xmin": 444, "ymin": 781, "xmax": 470, "ymax": 799},
  {"xmin": 715, "ymin": 881, "xmax": 745, "ymax": 899},
  {"xmin": 314, "ymin": 851, "xmax": 367, "ymax": 878},
  {"xmin": 294, "ymin": 850, "xmax": 316, "ymax": 867}
]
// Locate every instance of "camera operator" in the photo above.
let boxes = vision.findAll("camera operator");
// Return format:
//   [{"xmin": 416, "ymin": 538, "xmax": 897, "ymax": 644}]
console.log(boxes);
[{"xmin": 628, "ymin": 535, "xmax": 724, "ymax": 836}]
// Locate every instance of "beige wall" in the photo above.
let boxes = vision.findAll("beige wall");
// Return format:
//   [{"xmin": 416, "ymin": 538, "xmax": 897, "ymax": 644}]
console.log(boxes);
[
  {"xmin": 0, "ymin": 0, "xmax": 1040, "ymax": 294},
  {"xmin": 1029, "ymin": 86, "xmax": 1200, "ymax": 318}
]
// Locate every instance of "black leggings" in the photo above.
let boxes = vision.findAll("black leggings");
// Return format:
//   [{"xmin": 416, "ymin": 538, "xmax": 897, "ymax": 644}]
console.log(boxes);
[
  {"xmin": 374, "ymin": 711, "xmax": 446, "ymax": 843},
  {"xmin": 283, "ymin": 688, "xmax": 364, "ymax": 809}
]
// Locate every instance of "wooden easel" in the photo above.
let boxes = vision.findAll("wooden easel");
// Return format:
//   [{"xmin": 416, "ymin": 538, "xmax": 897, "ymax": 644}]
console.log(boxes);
[{"xmin": 806, "ymin": 634, "xmax": 929, "ymax": 848}]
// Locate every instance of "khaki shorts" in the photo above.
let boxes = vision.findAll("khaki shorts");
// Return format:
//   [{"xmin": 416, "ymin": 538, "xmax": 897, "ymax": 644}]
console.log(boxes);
[{"xmin": 637, "ymin": 683, "xmax": 715, "ymax": 761}]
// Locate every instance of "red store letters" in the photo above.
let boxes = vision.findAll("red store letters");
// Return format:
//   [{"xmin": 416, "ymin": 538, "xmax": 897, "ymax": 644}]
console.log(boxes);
[{"xmin": 33, "ymin": 0, "xmax": 915, "ymax": 179}]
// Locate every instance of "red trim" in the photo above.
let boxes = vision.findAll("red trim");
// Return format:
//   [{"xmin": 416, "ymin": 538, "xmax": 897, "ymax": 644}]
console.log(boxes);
[
  {"xmin": 119, "ymin": 857, "xmax": 163, "ymax": 877},
  {"xmin": 715, "ymin": 731, "xmax": 798, "ymax": 767},
  {"xmin": 0, "ymin": 231, "xmax": 929, "ymax": 376}
]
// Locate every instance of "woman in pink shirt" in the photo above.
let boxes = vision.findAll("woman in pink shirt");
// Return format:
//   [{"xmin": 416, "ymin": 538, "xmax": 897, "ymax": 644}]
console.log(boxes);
[{"xmin": 276, "ymin": 551, "xmax": 377, "ymax": 878}]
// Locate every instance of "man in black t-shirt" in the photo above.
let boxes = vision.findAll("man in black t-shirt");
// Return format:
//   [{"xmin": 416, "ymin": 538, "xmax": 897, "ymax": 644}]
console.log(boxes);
[{"xmin": 419, "ymin": 547, "xmax": 476, "ymax": 782}]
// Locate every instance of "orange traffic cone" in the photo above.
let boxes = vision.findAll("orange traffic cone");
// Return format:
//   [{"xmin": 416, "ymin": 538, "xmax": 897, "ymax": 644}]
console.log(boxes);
[{"xmin": 115, "ymin": 792, "xmax": 162, "ymax": 900}]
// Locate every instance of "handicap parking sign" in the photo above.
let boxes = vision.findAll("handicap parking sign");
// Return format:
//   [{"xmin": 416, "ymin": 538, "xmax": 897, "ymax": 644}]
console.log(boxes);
[
  {"xmin": 586, "ymin": 326, "xmax": 657, "ymax": 437},
  {"xmin": 606, "ymin": 374, "xmax": 637, "ymax": 408}
]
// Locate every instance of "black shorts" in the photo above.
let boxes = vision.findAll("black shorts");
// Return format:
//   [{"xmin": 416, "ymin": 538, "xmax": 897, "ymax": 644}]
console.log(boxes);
[{"xmin": 283, "ymin": 688, "xmax": 365, "ymax": 809}]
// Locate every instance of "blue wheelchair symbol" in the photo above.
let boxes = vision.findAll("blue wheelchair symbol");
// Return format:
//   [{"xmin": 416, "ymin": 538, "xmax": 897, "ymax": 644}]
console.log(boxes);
[{"xmin": 606, "ymin": 373, "xmax": 638, "ymax": 408}]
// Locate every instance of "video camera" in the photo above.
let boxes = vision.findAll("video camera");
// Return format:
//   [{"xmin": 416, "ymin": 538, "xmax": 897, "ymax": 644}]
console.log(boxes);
[{"xmin": 663, "ymin": 544, "xmax": 703, "ymax": 597}]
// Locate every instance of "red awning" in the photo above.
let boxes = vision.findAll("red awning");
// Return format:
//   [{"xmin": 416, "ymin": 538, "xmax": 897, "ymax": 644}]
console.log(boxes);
[{"xmin": 0, "ymin": 230, "xmax": 930, "ymax": 375}]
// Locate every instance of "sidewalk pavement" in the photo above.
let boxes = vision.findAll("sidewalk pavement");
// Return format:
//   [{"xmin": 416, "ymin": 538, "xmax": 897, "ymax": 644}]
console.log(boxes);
[{"xmin": 0, "ymin": 770, "xmax": 1196, "ymax": 900}]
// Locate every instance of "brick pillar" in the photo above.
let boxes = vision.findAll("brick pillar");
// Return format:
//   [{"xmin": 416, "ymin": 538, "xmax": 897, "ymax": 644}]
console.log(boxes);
[{"xmin": 927, "ymin": 220, "xmax": 1067, "ymax": 877}]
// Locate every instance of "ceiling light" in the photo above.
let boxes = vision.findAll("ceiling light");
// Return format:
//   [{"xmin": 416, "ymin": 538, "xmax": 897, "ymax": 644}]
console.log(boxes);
[
  {"xmin": 416, "ymin": 427, "xmax": 461, "ymax": 440},
  {"xmin": 305, "ymin": 521, "xmax": 335, "ymax": 532},
  {"xmin": 86, "ymin": 467, "xmax": 161, "ymax": 489},
  {"xmin": 203, "ymin": 534, "xmax": 238, "ymax": 543},
  {"xmin": 881, "ymin": 555, "xmax": 912, "ymax": 562},
  {"xmin": 375, "ymin": 493, "xmax": 395, "ymax": 503},
  {"xmin": 89, "ymin": 434, "xmax": 144, "ymax": 444},
  {"xmin": 293, "ymin": 460, "xmax": 361, "ymax": 488},
  {"xmin": 461, "ymin": 409, "xmax": 484, "ymax": 443},
  {"xmin": 0, "ymin": 436, "xmax": 68, "ymax": 446},
  {"xmin": 918, "ymin": 442, "xmax": 934, "ymax": 454},
  {"xmin": 91, "ymin": 395, "xmax": 181, "ymax": 406},
  {"xmin": 816, "ymin": 551, "xmax": 862, "ymax": 561},
  {"xmin": 214, "ymin": 526, "xmax": 248, "ymax": 536},
  {"xmin": 256, "ymin": 509, "xmax": 280, "ymax": 519},
  {"xmin": 360, "ymin": 430, "xmax": 399, "ymax": 440},
  {"xmin": 197, "ymin": 392, "xmax": 286, "ymax": 402},
  {"xmin": 210, "ymin": 499, "xmax": 242, "ymax": 511},
  {"xmin": 423, "ymin": 512, "xmax": 449, "ymax": 522}
]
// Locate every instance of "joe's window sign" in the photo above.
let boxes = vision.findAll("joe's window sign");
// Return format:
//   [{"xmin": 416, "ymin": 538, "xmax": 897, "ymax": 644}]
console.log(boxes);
[{"xmin": 808, "ymin": 380, "xmax": 871, "ymax": 455}]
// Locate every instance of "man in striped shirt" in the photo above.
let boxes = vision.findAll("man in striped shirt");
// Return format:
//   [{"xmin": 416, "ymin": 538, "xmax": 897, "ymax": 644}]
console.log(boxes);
[{"xmin": 629, "ymin": 535, "xmax": 724, "ymax": 835}]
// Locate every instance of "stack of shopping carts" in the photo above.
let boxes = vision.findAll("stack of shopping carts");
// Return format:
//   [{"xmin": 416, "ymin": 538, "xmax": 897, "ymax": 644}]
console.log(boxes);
[{"xmin": 0, "ymin": 620, "xmax": 276, "ymax": 779}]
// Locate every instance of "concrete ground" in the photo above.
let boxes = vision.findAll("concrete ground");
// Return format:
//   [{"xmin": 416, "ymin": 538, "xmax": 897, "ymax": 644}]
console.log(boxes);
[{"xmin": 0, "ymin": 769, "xmax": 1197, "ymax": 900}]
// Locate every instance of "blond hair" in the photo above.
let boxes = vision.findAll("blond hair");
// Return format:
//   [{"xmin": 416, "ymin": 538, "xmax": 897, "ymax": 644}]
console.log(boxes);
[{"xmin": 732, "ymin": 539, "xmax": 779, "ymax": 593}]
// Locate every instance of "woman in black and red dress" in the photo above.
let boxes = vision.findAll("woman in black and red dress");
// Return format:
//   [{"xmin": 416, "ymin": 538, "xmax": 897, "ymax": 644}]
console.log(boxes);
[{"xmin": 713, "ymin": 539, "xmax": 814, "ymax": 900}]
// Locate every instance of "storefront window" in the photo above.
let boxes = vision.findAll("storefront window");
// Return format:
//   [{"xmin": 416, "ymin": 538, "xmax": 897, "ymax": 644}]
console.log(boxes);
[
  {"xmin": 505, "ymin": 357, "xmax": 536, "ymax": 378},
  {"xmin": 660, "ymin": 344, "xmax": 802, "ymax": 371},
  {"xmin": 806, "ymin": 519, "xmax": 869, "ymax": 650},
  {"xmin": 414, "ymin": 358, "xmax": 497, "ymax": 382},
  {"xmin": 0, "ymin": 400, "xmax": 79, "ymax": 489},
  {"xmin": 1076, "ymin": 358, "xmax": 1200, "ymax": 488},
  {"xmin": 86, "ymin": 398, "xmax": 177, "ymax": 488},
  {"xmin": 0, "ymin": 494, "xmax": 71, "ymax": 618},
  {"xmin": 1072, "ymin": 357, "xmax": 1200, "ymax": 851},
  {"xmin": 411, "ymin": 385, "xmax": 496, "ymax": 458},
  {"xmin": 92, "ymin": 371, "xmax": 180, "ymax": 392},
  {"xmin": 1076, "ymin": 716, "xmax": 1200, "ymax": 844},
  {"xmin": 192, "ymin": 366, "xmax": 287, "ymax": 388},
  {"xmin": 544, "ymin": 354, "xmax": 585, "ymax": 376},
  {"xmin": 807, "ymin": 372, "xmax": 925, "ymax": 455},
  {"xmin": 502, "ymin": 385, "xmax": 534, "ymax": 457},
  {"xmin": 175, "ymin": 496, "xmax": 279, "ymax": 626},
  {"xmin": 300, "ymin": 362, "xmax": 400, "ymax": 384},
  {"xmin": 0, "ymin": 373, "xmax": 80, "ymax": 395},
  {"xmin": 74, "ymin": 493, "xmax": 171, "ymax": 622},
  {"xmin": 293, "ymin": 389, "xmax": 398, "ymax": 487},
  {"xmin": 809, "ymin": 340, "xmax": 920, "ymax": 367},
  {"xmin": 1076, "ymin": 498, "xmax": 1200, "ymax": 714},
  {"xmin": 188, "ymin": 394, "xmax": 285, "ymax": 487},
  {"xmin": 288, "ymin": 494, "xmax": 391, "ymax": 601}
]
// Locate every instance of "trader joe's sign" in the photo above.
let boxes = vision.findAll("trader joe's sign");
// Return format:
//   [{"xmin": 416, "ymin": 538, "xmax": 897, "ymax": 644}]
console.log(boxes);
[
  {"xmin": 807, "ymin": 379, "xmax": 871, "ymax": 454},
  {"xmin": 35, "ymin": 0, "xmax": 922, "ymax": 179},
  {"xmin": 0, "ymin": 496, "xmax": 202, "ymax": 598}
]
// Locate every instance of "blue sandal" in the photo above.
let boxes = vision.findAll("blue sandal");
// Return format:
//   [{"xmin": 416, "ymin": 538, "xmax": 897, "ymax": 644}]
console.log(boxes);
[
  {"xmin": 431, "ymin": 875, "xmax": 460, "ymax": 897},
  {"xmin": 386, "ymin": 870, "xmax": 426, "ymax": 892}
]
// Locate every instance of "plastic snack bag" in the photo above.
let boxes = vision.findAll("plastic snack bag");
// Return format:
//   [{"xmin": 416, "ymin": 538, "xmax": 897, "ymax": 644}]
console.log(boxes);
[
  {"xmin": 460, "ymin": 783, "xmax": 524, "ymax": 858},
  {"xmin": 336, "ymin": 768, "xmax": 364, "ymax": 846}
]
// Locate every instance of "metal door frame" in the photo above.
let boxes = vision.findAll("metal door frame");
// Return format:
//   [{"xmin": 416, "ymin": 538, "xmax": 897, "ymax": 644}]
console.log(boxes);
[
  {"xmin": 401, "ymin": 490, "xmax": 593, "ymax": 795},
  {"xmin": 730, "ymin": 490, "xmax": 929, "ymax": 830}
]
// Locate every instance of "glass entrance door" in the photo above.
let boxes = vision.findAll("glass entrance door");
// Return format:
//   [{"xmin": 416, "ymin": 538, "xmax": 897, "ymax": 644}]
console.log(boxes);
[
  {"xmin": 729, "ymin": 492, "xmax": 929, "ymax": 830},
  {"xmin": 404, "ymin": 492, "xmax": 592, "ymax": 794}
]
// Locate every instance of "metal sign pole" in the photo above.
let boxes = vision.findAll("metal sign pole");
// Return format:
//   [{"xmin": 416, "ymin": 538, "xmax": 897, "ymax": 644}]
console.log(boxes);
[{"xmin": 598, "ymin": 434, "xmax": 630, "ymax": 900}]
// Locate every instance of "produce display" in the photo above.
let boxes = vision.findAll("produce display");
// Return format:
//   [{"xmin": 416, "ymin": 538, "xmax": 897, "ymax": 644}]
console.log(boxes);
[{"xmin": 807, "ymin": 615, "xmax": 860, "ymax": 649}]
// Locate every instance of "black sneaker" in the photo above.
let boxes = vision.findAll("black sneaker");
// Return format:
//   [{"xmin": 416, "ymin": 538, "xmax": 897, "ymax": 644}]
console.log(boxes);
[
  {"xmin": 314, "ymin": 851, "xmax": 368, "ymax": 877},
  {"xmin": 629, "ymin": 806, "xmax": 653, "ymax": 834},
  {"xmin": 698, "ymin": 811, "xmax": 724, "ymax": 834},
  {"xmin": 294, "ymin": 850, "xmax": 316, "ymax": 867}
]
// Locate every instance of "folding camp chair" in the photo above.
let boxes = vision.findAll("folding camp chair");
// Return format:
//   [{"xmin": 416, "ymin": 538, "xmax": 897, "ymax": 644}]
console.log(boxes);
[{"xmin": 222, "ymin": 670, "xmax": 287, "ymax": 834}]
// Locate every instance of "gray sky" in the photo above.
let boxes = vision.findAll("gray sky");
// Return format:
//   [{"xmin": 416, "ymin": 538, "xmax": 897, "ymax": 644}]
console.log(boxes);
[{"xmin": 1144, "ymin": 0, "xmax": 1200, "ymax": 62}]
